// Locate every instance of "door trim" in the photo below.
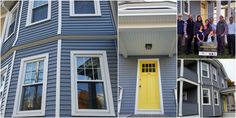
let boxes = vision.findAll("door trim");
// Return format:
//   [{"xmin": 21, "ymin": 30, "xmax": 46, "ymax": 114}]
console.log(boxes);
[{"xmin": 134, "ymin": 58, "xmax": 164, "ymax": 114}]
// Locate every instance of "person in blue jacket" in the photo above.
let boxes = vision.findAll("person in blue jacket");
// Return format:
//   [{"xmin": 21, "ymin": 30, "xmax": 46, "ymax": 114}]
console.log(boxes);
[{"xmin": 177, "ymin": 15, "xmax": 185, "ymax": 54}]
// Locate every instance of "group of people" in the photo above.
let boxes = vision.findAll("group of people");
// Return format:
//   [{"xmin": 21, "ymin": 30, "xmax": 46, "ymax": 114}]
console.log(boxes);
[{"xmin": 178, "ymin": 14, "xmax": 235, "ymax": 56}]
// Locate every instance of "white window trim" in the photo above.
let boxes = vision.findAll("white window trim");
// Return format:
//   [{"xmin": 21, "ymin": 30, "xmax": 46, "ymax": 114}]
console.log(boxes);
[
  {"xmin": 202, "ymin": 88, "xmax": 211, "ymax": 105},
  {"xmin": 183, "ymin": 0, "xmax": 190, "ymax": 15},
  {"xmin": 214, "ymin": 90, "xmax": 219, "ymax": 106},
  {"xmin": 179, "ymin": 0, "xmax": 182, "ymax": 15},
  {"xmin": 212, "ymin": 67, "xmax": 217, "ymax": 81},
  {"xmin": 70, "ymin": 0, "xmax": 101, "ymax": 17},
  {"xmin": 13, "ymin": 53, "xmax": 49, "ymax": 117},
  {"xmin": 0, "ymin": 65, "xmax": 8, "ymax": 113},
  {"xmin": 201, "ymin": 62, "xmax": 209, "ymax": 78},
  {"xmin": 26, "ymin": 0, "xmax": 51, "ymax": 27},
  {"xmin": 70, "ymin": 50, "xmax": 115, "ymax": 116},
  {"xmin": 4, "ymin": 3, "xmax": 19, "ymax": 42}
]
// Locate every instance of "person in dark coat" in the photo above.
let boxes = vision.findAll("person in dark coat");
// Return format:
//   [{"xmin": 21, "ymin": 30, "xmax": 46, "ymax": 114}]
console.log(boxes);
[
  {"xmin": 216, "ymin": 15, "xmax": 227, "ymax": 55},
  {"xmin": 177, "ymin": 15, "xmax": 185, "ymax": 54},
  {"xmin": 185, "ymin": 14, "xmax": 195, "ymax": 54},
  {"xmin": 193, "ymin": 15, "xmax": 204, "ymax": 54},
  {"xmin": 226, "ymin": 16, "xmax": 235, "ymax": 57}
]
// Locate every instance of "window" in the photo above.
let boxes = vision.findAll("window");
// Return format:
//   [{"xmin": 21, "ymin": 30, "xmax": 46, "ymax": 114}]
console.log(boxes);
[
  {"xmin": 222, "ymin": 79, "xmax": 225, "ymax": 88},
  {"xmin": 214, "ymin": 90, "xmax": 219, "ymax": 105},
  {"xmin": 212, "ymin": 67, "xmax": 217, "ymax": 81},
  {"xmin": 201, "ymin": 62, "xmax": 209, "ymax": 78},
  {"xmin": 183, "ymin": 91, "xmax": 187, "ymax": 101},
  {"xmin": 142, "ymin": 64, "xmax": 156, "ymax": 72},
  {"xmin": 0, "ymin": 65, "xmax": 8, "ymax": 112},
  {"xmin": 71, "ymin": 51, "xmax": 115, "ymax": 116},
  {"xmin": 202, "ymin": 88, "xmax": 211, "ymax": 105},
  {"xmin": 70, "ymin": 0, "xmax": 101, "ymax": 16},
  {"xmin": 26, "ymin": 0, "xmax": 51, "ymax": 26},
  {"xmin": 4, "ymin": 3, "xmax": 18, "ymax": 41},
  {"xmin": 13, "ymin": 54, "xmax": 48, "ymax": 116},
  {"xmin": 183, "ymin": 0, "xmax": 190, "ymax": 15}
]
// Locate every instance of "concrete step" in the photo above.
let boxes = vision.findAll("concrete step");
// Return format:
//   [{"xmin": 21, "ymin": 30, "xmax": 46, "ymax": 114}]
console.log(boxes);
[{"xmin": 223, "ymin": 112, "xmax": 236, "ymax": 117}]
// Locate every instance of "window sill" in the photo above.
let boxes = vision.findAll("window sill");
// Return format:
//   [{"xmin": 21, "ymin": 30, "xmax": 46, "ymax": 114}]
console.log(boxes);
[
  {"xmin": 202, "ymin": 75, "xmax": 209, "ymax": 78},
  {"xmin": 26, "ymin": 18, "xmax": 50, "ymax": 27},
  {"xmin": 70, "ymin": 13, "xmax": 102, "ymax": 17},
  {"xmin": 13, "ymin": 110, "xmax": 45, "ymax": 117},
  {"xmin": 202, "ymin": 103, "xmax": 211, "ymax": 105},
  {"xmin": 183, "ymin": 11, "xmax": 189, "ymax": 15},
  {"xmin": 72, "ymin": 110, "xmax": 115, "ymax": 116}
]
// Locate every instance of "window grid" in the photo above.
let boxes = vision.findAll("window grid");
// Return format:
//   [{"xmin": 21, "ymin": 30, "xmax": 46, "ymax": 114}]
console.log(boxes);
[
  {"xmin": 202, "ymin": 89, "xmax": 210, "ymax": 105},
  {"xmin": 142, "ymin": 63, "xmax": 156, "ymax": 72}
]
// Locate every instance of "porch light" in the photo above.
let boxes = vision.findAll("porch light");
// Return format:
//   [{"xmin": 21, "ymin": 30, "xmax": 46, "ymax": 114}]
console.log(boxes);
[{"xmin": 145, "ymin": 44, "xmax": 152, "ymax": 50}]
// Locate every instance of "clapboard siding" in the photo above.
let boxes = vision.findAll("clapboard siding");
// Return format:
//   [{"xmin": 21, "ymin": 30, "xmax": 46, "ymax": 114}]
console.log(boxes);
[
  {"xmin": 0, "ymin": 53, "xmax": 13, "ymax": 115},
  {"xmin": 119, "ymin": 56, "xmax": 176, "ymax": 116},
  {"xmin": 15, "ymin": 1, "xmax": 58, "ymax": 46},
  {"xmin": 60, "ymin": 39, "xmax": 117, "ymax": 117},
  {"xmin": 5, "ymin": 41, "xmax": 57, "ymax": 117},
  {"xmin": 61, "ymin": 1, "xmax": 116, "ymax": 35},
  {"xmin": 1, "ymin": 2, "xmax": 21, "ymax": 54}
]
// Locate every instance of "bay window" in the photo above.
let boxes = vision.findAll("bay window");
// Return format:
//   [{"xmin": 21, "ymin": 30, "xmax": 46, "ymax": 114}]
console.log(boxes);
[{"xmin": 201, "ymin": 62, "xmax": 209, "ymax": 78}]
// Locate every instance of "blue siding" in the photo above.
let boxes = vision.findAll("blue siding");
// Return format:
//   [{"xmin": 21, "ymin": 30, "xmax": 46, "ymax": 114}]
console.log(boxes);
[
  {"xmin": 0, "ymin": 53, "xmax": 13, "ymax": 114},
  {"xmin": 5, "ymin": 41, "xmax": 57, "ymax": 117},
  {"xmin": 119, "ymin": 56, "xmax": 176, "ymax": 116},
  {"xmin": 60, "ymin": 39, "xmax": 117, "ymax": 117},
  {"xmin": 61, "ymin": 1, "xmax": 116, "ymax": 35},
  {"xmin": 1, "ymin": 2, "xmax": 21, "ymax": 54},
  {"xmin": 15, "ymin": 1, "xmax": 58, "ymax": 46}
]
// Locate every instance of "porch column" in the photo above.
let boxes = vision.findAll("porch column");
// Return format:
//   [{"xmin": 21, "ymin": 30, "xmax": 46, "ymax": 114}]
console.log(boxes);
[
  {"xmin": 216, "ymin": 0, "xmax": 221, "ymax": 22},
  {"xmin": 179, "ymin": 80, "xmax": 183, "ymax": 116},
  {"xmin": 180, "ymin": 59, "xmax": 184, "ymax": 77},
  {"xmin": 227, "ymin": 0, "xmax": 231, "ymax": 23}
]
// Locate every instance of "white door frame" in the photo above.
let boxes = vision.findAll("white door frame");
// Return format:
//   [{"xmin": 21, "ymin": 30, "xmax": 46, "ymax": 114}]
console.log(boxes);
[{"xmin": 134, "ymin": 58, "xmax": 164, "ymax": 114}]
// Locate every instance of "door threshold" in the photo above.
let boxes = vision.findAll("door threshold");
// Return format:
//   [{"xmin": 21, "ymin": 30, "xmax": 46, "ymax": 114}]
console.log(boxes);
[{"xmin": 136, "ymin": 109, "xmax": 162, "ymax": 114}]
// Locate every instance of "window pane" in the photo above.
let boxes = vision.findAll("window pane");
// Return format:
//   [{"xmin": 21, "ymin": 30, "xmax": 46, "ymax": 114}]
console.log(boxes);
[
  {"xmin": 84, "ymin": 57, "xmax": 92, "ymax": 68},
  {"xmin": 24, "ymin": 62, "xmax": 37, "ymax": 84},
  {"xmin": 85, "ymin": 68, "xmax": 94, "ymax": 80},
  {"xmin": 32, "ymin": 5, "xmax": 48, "ymax": 23},
  {"xmin": 203, "ymin": 90, "xmax": 208, "ymax": 97},
  {"xmin": 77, "ymin": 82, "xmax": 106, "ymax": 109},
  {"xmin": 202, "ymin": 70, "xmax": 207, "ymax": 77},
  {"xmin": 203, "ymin": 97, "xmax": 209, "ymax": 103},
  {"xmin": 33, "ymin": 0, "xmax": 48, "ymax": 8},
  {"xmin": 20, "ymin": 85, "xmax": 42, "ymax": 111},
  {"xmin": 8, "ymin": 21, "xmax": 15, "ymax": 37},
  {"xmin": 77, "ymin": 68, "xmax": 86, "ymax": 80},
  {"xmin": 37, "ymin": 61, "xmax": 44, "ymax": 83},
  {"xmin": 77, "ymin": 57, "xmax": 85, "ymax": 69},
  {"xmin": 93, "ymin": 68, "xmax": 102, "ymax": 80},
  {"xmin": 92, "ymin": 57, "xmax": 100, "ymax": 68},
  {"xmin": 74, "ymin": 0, "xmax": 95, "ymax": 14}
]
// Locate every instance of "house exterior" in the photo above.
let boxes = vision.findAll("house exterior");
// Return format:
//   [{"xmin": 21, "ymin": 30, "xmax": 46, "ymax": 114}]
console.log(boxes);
[
  {"xmin": 118, "ymin": 1, "xmax": 177, "ymax": 117},
  {"xmin": 0, "ymin": 0, "xmax": 117, "ymax": 117},
  {"xmin": 177, "ymin": 0, "xmax": 235, "ymax": 23},
  {"xmin": 177, "ymin": 59, "xmax": 235, "ymax": 117}
]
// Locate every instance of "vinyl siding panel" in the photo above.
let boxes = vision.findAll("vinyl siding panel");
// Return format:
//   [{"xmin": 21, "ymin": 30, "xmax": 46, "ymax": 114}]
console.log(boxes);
[
  {"xmin": 1, "ymin": 2, "xmax": 21, "ymax": 54},
  {"xmin": 0, "ymin": 53, "xmax": 13, "ymax": 115},
  {"xmin": 60, "ymin": 39, "xmax": 117, "ymax": 117},
  {"xmin": 5, "ymin": 41, "xmax": 57, "ymax": 117},
  {"xmin": 15, "ymin": 1, "xmax": 58, "ymax": 46},
  {"xmin": 61, "ymin": 1, "xmax": 116, "ymax": 35},
  {"xmin": 119, "ymin": 56, "xmax": 176, "ymax": 116}
]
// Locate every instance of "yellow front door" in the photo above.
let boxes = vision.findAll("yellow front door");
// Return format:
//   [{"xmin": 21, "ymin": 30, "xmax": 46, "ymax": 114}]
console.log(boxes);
[
  {"xmin": 223, "ymin": 96, "xmax": 227, "ymax": 112},
  {"xmin": 201, "ymin": 1, "xmax": 208, "ymax": 22},
  {"xmin": 138, "ymin": 60, "xmax": 160, "ymax": 110}
]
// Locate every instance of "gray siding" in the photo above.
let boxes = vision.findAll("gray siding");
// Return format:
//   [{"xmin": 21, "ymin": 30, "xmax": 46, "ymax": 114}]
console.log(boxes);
[
  {"xmin": 1, "ymin": 2, "xmax": 21, "ymax": 54},
  {"xmin": 15, "ymin": 1, "xmax": 58, "ymax": 46},
  {"xmin": 60, "ymin": 39, "xmax": 117, "ymax": 117},
  {"xmin": 208, "ymin": 2, "xmax": 214, "ymax": 18},
  {"xmin": 119, "ymin": 56, "xmax": 176, "ymax": 116},
  {"xmin": 61, "ymin": 1, "xmax": 116, "ymax": 35},
  {"xmin": 0, "ymin": 53, "xmax": 13, "ymax": 114},
  {"xmin": 5, "ymin": 41, "xmax": 57, "ymax": 117},
  {"xmin": 182, "ymin": 103, "xmax": 198, "ymax": 116},
  {"xmin": 183, "ymin": 67, "xmax": 198, "ymax": 83}
]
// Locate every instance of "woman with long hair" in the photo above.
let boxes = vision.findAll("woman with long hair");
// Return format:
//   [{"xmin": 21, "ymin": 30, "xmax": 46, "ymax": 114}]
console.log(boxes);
[{"xmin": 193, "ymin": 15, "xmax": 204, "ymax": 54}]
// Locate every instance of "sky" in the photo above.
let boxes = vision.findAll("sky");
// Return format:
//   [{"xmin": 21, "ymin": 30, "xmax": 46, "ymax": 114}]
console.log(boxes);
[{"xmin": 218, "ymin": 59, "xmax": 236, "ymax": 84}]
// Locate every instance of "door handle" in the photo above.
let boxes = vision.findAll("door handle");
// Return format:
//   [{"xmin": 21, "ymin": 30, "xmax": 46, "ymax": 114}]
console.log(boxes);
[{"xmin": 139, "ymin": 85, "xmax": 141, "ymax": 87}]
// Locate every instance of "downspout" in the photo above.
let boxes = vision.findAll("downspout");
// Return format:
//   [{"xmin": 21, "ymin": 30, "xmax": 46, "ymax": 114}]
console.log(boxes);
[{"xmin": 197, "ymin": 60, "xmax": 201, "ymax": 117}]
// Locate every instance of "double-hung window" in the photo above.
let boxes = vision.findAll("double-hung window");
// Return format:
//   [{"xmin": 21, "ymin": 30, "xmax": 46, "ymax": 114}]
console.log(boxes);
[
  {"xmin": 214, "ymin": 90, "xmax": 219, "ymax": 105},
  {"xmin": 212, "ymin": 67, "xmax": 217, "ymax": 81},
  {"xmin": 13, "ymin": 54, "xmax": 48, "ymax": 116},
  {"xmin": 5, "ymin": 3, "xmax": 18, "ymax": 40},
  {"xmin": 222, "ymin": 79, "xmax": 225, "ymax": 88},
  {"xmin": 71, "ymin": 51, "xmax": 115, "ymax": 116},
  {"xmin": 27, "ymin": 0, "xmax": 51, "ymax": 26},
  {"xmin": 201, "ymin": 62, "xmax": 209, "ymax": 78},
  {"xmin": 70, "ymin": 0, "xmax": 101, "ymax": 16},
  {"xmin": 202, "ymin": 88, "xmax": 211, "ymax": 105},
  {"xmin": 0, "ymin": 66, "xmax": 8, "ymax": 112}
]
